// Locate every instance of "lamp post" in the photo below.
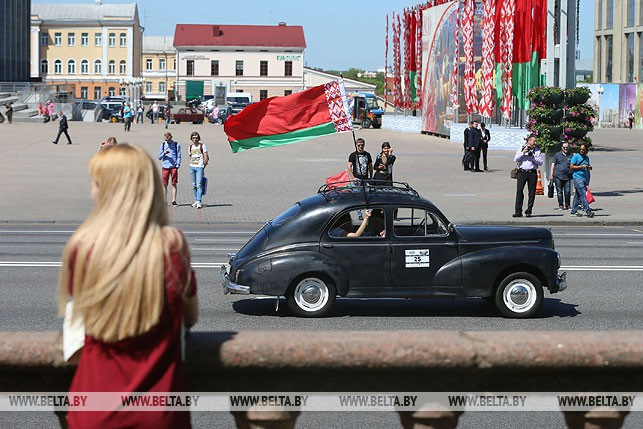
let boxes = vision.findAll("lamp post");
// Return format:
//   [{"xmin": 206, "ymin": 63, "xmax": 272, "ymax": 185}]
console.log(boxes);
[{"xmin": 597, "ymin": 86, "xmax": 604, "ymax": 128}]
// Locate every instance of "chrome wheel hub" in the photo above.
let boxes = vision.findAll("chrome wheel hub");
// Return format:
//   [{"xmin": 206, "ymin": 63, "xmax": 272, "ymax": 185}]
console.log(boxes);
[
  {"xmin": 294, "ymin": 278, "xmax": 329, "ymax": 312},
  {"xmin": 503, "ymin": 279, "xmax": 537, "ymax": 313}
]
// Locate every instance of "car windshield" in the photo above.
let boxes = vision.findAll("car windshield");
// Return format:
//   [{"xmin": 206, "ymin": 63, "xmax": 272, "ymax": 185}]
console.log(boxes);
[
  {"xmin": 365, "ymin": 98, "xmax": 380, "ymax": 109},
  {"xmin": 270, "ymin": 203, "xmax": 301, "ymax": 228}
]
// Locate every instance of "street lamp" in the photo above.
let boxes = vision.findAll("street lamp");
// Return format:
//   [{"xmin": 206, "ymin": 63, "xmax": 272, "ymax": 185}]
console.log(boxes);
[{"xmin": 597, "ymin": 86, "xmax": 604, "ymax": 128}]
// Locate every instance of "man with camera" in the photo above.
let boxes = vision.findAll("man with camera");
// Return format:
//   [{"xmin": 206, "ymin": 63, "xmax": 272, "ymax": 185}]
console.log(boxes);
[{"xmin": 513, "ymin": 135, "xmax": 543, "ymax": 218}]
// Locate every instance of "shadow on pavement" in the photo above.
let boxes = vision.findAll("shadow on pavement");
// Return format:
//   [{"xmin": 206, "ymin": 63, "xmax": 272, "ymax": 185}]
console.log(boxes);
[
  {"xmin": 232, "ymin": 297, "xmax": 579, "ymax": 319},
  {"xmin": 592, "ymin": 189, "xmax": 643, "ymax": 197}
]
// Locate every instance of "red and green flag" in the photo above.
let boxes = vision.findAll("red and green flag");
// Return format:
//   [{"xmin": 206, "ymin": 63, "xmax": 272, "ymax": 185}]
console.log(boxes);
[{"xmin": 224, "ymin": 81, "xmax": 353, "ymax": 153}]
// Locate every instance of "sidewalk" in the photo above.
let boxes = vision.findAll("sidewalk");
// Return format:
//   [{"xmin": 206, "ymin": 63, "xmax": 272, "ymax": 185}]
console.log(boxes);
[{"xmin": 1, "ymin": 121, "xmax": 641, "ymax": 225}]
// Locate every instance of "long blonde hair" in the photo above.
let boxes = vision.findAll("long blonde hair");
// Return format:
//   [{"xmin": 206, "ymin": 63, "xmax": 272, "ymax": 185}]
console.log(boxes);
[{"xmin": 58, "ymin": 144, "xmax": 178, "ymax": 342}]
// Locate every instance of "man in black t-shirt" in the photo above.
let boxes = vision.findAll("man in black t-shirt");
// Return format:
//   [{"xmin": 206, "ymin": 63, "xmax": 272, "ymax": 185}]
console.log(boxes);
[{"xmin": 347, "ymin": 138, "xmax": 373, "ymax": 182}]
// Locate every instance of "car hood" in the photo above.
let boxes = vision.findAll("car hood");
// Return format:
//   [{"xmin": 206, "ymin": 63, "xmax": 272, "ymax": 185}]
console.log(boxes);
[{"xmin": 454, "ymin": 225, "xmax": 552, "ymax": 243}]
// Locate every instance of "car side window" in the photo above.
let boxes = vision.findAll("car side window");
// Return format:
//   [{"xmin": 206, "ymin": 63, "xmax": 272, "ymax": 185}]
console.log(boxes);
[
  {"xmin": 328, "ymin": 208, "xmax": 386, "ymax": 239},
  {"xmin": 393, "ymin": 208, "xmax": 448, "ymax": 237}
]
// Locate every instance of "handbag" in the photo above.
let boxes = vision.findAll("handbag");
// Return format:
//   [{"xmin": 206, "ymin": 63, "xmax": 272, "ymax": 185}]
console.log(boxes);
[
  {"xmin": 510, "ymin": 168, "xmax": 518, "ymax": 179},
  {"xmin": 586, "ymin": 186, "xmax": 595, "ymax": 204},
  {"xmin": 201, "ymin": 176, "xmax": 208, "ymax": 196},
  {"xmin": 547, "ymin": 181, "xmax": 555, "ymax": 198}
]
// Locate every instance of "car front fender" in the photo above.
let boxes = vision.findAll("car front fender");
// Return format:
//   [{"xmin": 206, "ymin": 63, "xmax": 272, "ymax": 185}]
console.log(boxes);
[
  {"xmin": 459, "ymin": 246, "xmax": 560, "ymax": 296},
  {"xmin": 237, "ymin": 249, "xmax": 349, "ymax": 297}
]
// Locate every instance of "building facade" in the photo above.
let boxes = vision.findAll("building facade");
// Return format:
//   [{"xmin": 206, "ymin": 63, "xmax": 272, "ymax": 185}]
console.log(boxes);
[
  {"xmin": 142, "ymin": 36, "xmax": 176, "ymax": 100},
  {"xmin": 30, "ymin": 1, "xmax": 142, "ymax": 99},
  {"xmin": 0, "ymin": 0, "xmax": 31, "ymax": 82},
  {"xmin": 594, "ymin": 0, "xmax": 643, "ymax": 83},
  {"xmin": 173, "ymin": 23, "xmax": 305, "ymax": 102}
]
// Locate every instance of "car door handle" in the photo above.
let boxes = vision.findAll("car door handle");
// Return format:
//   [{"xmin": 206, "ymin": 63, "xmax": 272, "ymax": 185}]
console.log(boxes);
[{"xmin": 322, "ymin": 244, "xmax": 334, "ymax": 248}]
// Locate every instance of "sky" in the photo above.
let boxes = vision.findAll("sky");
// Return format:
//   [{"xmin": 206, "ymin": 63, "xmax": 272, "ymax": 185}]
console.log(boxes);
[{"xmin": 34, "ymin": 0, "xmax": 595, "ymax": 70}]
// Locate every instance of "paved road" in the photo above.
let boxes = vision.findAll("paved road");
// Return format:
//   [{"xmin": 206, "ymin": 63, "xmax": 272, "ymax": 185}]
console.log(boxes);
[{"xmin": 2, "ymin": 223, "xmax": 642, "ymax": 332}]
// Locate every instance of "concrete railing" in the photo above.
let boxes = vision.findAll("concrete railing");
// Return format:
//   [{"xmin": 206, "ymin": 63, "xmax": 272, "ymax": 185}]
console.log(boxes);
[{"xmin": 1, "ymin": 331, "xmax": 641, "ymax": 428}]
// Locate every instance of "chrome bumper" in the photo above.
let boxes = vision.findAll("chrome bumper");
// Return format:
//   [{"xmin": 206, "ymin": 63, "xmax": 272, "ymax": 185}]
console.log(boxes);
[
  {"xmin": 221, "ymin": 264, "xmax": 250, "ymax": 295},
  {"xmin": 555, "ymin": 271, "xmax": 567, "ymax": 292}
]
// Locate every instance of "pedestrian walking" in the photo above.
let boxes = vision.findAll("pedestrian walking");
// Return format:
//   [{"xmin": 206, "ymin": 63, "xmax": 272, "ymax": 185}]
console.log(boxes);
[
  {"xmin": 5, "ymin": 103, "xmax": 13, "ymax": 124},
  {"xmin": 158, "ymin": 132, "xmax": 181, "ymax": 206},
  {"xmin": 188, "ymin": 131, "xmax": 208, "ymax": 209},
  {"xmin": 480, "ymin": 122, "xmax": 491, "ymax": 170},
  {"xmin": 164, "ymin": 105, "xmax": 172, "ymax": 129},
  {"xmin": 123, "ymin": 103, "xmax": 133, "ymax": 132},
  {"xmin": 569, "ymin": 144, "xmax": 594, "ymax": 218},
  {"xmin": 98, "ymin": 136, "xmax": 117, "ymax": 151},
  {"xmin": 46, "ymin": 100, "xmax": 55, "ymax": 122},
  {"xmin": 550, "ymin": 142, "xmax": 573, "ymax": 210},
  {"xmin": 347, "ymin": 137, "xmax": 373, "ymax": 183},
  {"xmin": 152, "ymin": 102, "xmax": 160, "ymax": 123},
  {"xmin": 58, "ymin": 143, "xmax": 198, "ymax": 429},
  {"xmin": 52, "ymin": 110, "xmax": 72, "ymax": 145},
  {"xmin": 373, "ymin": 141, "xmax": 396, "ymax": 185},
  {"xmin": 136, "ymin": 102, "xmax": 144, "ymax": 124},
  {"xmin": 628, "ymin": 111, "xmax": 634, "ymax": 129},
  {"xmin": 512, "ymin": 135, "xmax": 543, "ymax": 217},
  {"xmin": 464, "ymin": 121, "xmax": 482, "ymax": 172}
]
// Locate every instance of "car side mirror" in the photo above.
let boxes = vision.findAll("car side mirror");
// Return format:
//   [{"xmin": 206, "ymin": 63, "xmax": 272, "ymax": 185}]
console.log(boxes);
[{"xmin": 448, "ymin": 223, "xmax": 455, "ymax": 234}]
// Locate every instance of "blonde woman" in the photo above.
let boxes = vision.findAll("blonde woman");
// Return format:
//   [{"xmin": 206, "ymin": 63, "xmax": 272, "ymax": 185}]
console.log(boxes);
[
  {"xmin": 59, "ymin": 144, "xmax": 198, "ymax": 428},
  {"xmin": 188, "ymin": 131, "xmax": 209, "ymax": 209}
]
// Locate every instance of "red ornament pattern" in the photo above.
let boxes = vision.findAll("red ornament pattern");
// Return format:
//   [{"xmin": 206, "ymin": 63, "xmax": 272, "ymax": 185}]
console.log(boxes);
[
  {"xmin": 451, "ymin": 1, "xmax": 460, "ymax": 109},
  {"xmin": 462, "ymin": 0, "xmax": 478, "ymax": 115},
  {"xmin": 498, "ymin": 0, "xmax": 515, "ymax": 120},
  {"xmin": 480, "ymin": 0, "xmax": 496, "ymax": 118},
  {"xmin": 324, "ymin": 81, "xmax": 353, "ymax": 133}
]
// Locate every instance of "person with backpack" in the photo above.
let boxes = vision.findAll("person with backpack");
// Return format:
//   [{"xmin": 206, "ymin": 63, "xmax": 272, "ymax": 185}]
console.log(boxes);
[
  {"xmin": 158, "ymin": 132, "xmax": 181, "ymax": 206},
  {"xmin": 188, "ymin": 131, "xmax": 208, "ymax": 209}
]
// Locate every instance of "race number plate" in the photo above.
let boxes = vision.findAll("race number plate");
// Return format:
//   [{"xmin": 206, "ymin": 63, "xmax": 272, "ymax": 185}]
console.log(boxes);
[{"xmin": 405, "ymin": 249, "xmax": 430, "ymax": 268}]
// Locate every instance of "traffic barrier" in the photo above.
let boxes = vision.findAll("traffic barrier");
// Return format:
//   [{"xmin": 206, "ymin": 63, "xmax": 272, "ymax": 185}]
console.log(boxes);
[
  {"xmin": 0, "ymin": 331, "xmax": 641, "ymax": 428},
  {"xmin": 536, "ymin": 170, "xmax": 544, "ymax": 195}
]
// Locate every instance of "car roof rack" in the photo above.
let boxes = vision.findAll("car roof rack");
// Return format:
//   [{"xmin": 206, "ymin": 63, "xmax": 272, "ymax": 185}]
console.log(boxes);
[{"xmin": 317, "ymin": 180, "xmax": 419, "ymax": 198}]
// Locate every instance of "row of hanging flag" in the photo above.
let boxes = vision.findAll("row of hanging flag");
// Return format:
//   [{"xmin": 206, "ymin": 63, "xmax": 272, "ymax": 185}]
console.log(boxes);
[{"xmin": 386, "ymin": 0, "xmax": 547, "ymax": 120}]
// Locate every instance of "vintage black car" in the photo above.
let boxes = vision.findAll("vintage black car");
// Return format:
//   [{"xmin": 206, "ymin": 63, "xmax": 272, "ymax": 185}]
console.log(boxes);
[{"xmin": 221, "ymin": 182, "xmax": 567, "ymax": 318}]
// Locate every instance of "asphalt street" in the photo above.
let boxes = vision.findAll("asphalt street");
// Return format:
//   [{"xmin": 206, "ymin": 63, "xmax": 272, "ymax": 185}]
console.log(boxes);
[{"xmin": 1, "ymin": 223, "xmax": 642, "ymax": 429}]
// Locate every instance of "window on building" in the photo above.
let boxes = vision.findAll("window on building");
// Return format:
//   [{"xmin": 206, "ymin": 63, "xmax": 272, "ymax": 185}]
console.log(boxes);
[
  {"xmin": 120, "ymin": 33, "xmax": 127, "ymax": 47},
  {"xmin": 173, "ymin": 58, "xmax": 176, "ymax": 70},
  {"xmin": 109, "ymin": 33, "xmax": 116, "ymax": 47},
  {"xmin": 94, "ymin": 87, "xmax": 102, "ymax": 100},
  {"xmin": 108, "ymin": 87, "xmax": 116, "ymax": 96},
  {"xmin": 95, "ymin": 33, "xmax": 102, "ymax": 46},
  {"xmin": 260, "ymin": 60, "xmax": 268, "ymax": 76},
  {"xmin": 627, "ymin": 33, "xmax": 635, "ymax": 82},
  {"xmin": 80, "ymin": 87, "xmax": 88, "ymax": 99},
  {"xmin": 146, "ymin": 81, "xmax": 152, "ymax": 93},
  {"xmin": 94, "ymin": 59, "xmax": 102, "ymax": 74},
  {"xmin": 260, "ymin": 90, "xmax": 268, "ymax": 100},
  {"xmin": 596, "ymin": 36, "xmax": 602, "ymax": 82},
  {"xmin": 67, "ymin": 59, "xmax": 76, "ymax": 74},
  {"xmin": 81, "ymin": 33, "xmax": 88, "ymax": 46},
  {"xmin": 606, "ymin": 0, "xmax": 613, "ymax": 29},
  {"xmin": 159, "ymin": 58, "xmax": 166, "ymax": 71},
  {"xmin": 597, "ymin": 0, "xmax": 602, "ymax": 29},
  {"xmin": 40, "ymin": 59, "xmax": 48, "ymax": 74},
  {"xmin": 54, "ymin": 33, "xmax": 62, "ymax": 46},
  {"xmin": 186, "ymin": 60, "xmax": 194, "ymax": 76},
  {"xmin": 54, "ymin": 60, "xmax": 62, "ymax": 74},
  {"xmin": 284, "ymin": 61, "xmax": 293, "ymax": 76},
  {"xmin": 119, "ymin": 87, "xmax": 126, "ymax": 96},
  {"xmin": 235, "ymin": 60, "xmax": 244, "ymax": 76},
  {"xmin": 119, "ymin": 60, "xmax": 126, "ymax": 74},
  {"xmin": 210, "ymin": 60, "xmax": 219, "ymax": 76},
  {"xmin": 628, "ymin": 0, "xmax": 635, "ymax": 27},
  {"xmin": 284, "ymin": 90, "xmax": 292, "ymax": 96},
  {"xmin": 81, "ymin": 59, "xmax": 89, "ymax": 74},
  {"xmin": 159, "ymin": 81, "xmax": 166, "ymax": 93},
  {"xmin": 606, "ymin": 35, "xmax": 613, "ymax": 82},
  {"xmin": 68, "ymin": 33, "xmax": 75, "ymax": 46},
  {"xmin": 146, "ymin": 58, "xmax": 153, "ymax": 70},
  {"xmin": 40, "ymin": 33, "xmax": 48, "ymax": 46},
  {"xmin": 108, "ymin": 60, "xmax": 115, "ymax": 74}
]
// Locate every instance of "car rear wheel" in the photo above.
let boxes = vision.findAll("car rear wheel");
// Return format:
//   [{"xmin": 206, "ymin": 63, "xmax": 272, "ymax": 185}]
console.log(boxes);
[
  {"xmin": 362, "ymin": 118, "xmax": 372, "ymax": 129},
  {"xmin": 495, "ymin": 272, "xmax": 543, "ymax": 318},
  {"xmin": 287, "ymin": 276, "xmax": 336, "ymax": 317}
]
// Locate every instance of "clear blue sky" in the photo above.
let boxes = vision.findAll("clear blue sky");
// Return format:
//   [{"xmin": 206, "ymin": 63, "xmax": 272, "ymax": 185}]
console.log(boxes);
[{"xmin": 35, "ymin": 0, "xmax": 595, "ymax": 69}]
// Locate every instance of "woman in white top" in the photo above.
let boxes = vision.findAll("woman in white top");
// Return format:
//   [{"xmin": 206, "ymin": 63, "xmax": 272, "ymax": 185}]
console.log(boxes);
[{"xmin": 188, "ymin": 131, "xmax": 209, "ymax": 209}]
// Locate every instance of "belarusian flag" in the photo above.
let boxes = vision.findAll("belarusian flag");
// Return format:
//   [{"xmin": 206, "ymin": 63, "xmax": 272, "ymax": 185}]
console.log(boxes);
[{"xmin": 224, "ymin": 80, "xmax": 353, "ymax": 153}]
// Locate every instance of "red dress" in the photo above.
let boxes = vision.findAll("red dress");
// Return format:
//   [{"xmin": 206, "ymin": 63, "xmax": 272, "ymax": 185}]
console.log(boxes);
[{"xmin": 67, "ymin": 248, "xmax": 196, "ymax": 429}]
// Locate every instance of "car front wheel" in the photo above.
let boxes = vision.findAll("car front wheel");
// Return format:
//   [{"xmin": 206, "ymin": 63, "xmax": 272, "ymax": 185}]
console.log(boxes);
[
  {"xmin": 495, "ymin": 272, "xmax": 543, "ymax": 318},
  {"xmin": 287, "ymin": 275, "xmax": 336, "ymax": 317}
]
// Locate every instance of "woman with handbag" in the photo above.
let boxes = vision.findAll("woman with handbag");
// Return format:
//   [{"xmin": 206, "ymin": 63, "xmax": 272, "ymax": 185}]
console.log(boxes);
[
  {"xmin": 569, "ymin": 144, "xmax": 594, "ymax": 218},
  {"xmin": 58, "ymin": 144, "xmax": 198, "ymax": 428}
]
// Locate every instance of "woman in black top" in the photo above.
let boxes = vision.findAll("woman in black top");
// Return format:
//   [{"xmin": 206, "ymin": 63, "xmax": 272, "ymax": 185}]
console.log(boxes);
[{"xmin": 373, "ymin": 142, "xmax": 396, "ymax": 185}]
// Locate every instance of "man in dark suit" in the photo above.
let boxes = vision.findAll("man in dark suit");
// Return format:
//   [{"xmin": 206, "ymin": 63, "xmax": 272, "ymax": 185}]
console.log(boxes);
[
  {"xmin": 463, "ymin": 121, "xmax": 473, "ymax": 171},
  {"xmin": 466, "ymin": 121, "xmax": 482, "ymax": 172},
  {"xmin": 480, "ymin": 122, "xmax": 491, "ymax": 171},
  {"xmin": 52, "ymin": 110, "xmax": 72, "ymax": 145}
]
